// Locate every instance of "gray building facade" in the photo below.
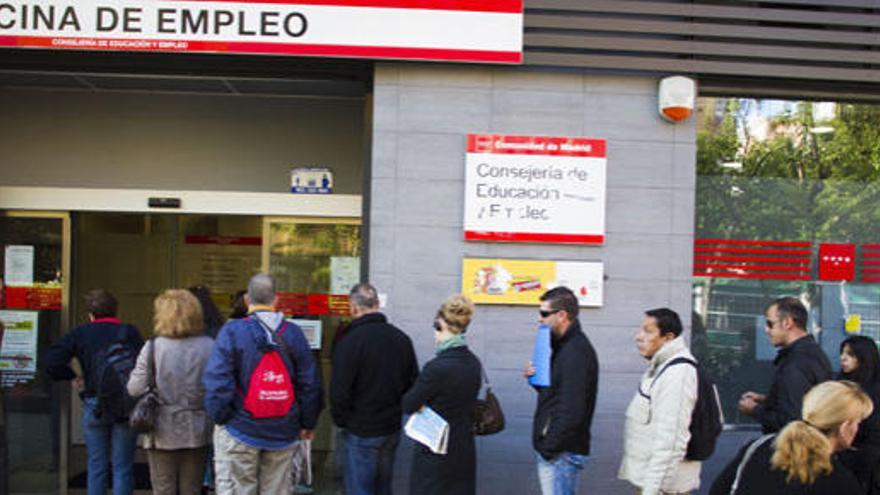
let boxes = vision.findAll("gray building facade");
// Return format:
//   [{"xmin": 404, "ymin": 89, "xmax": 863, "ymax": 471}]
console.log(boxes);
[{"xmin": 370, "ymin": 63, "xmax": 696, "ymax": 493}]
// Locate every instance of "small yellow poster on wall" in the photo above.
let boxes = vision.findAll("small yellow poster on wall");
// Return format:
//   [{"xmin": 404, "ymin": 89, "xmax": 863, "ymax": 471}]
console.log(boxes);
[
  {"xmin": 461, "ymin": 258, "xmax": 603, "ymax": 307},
  {"xmin": 845, "ymin": 314, "xmax": 862, "ymax": 334}
]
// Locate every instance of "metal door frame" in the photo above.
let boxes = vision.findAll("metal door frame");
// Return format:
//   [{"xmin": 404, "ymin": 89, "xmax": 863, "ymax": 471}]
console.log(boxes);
[{"xmin": 2, "ymin": 210, "xmax": 71, "ymax": 495}]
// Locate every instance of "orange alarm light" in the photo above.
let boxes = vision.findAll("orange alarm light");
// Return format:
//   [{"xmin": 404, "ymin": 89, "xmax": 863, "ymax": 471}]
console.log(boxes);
[{"xmin": 658, "ymin": 76, "xmax": 696, "ymax": 123}]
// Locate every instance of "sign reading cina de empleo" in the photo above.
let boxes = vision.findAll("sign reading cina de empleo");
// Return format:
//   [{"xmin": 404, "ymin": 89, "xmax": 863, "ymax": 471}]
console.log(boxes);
[
  {"xmin": 463, "ymin": 133, "xmax": 608, "ymax": 244},
  {"xmin": 0, "ymin": 0, "xmax": 523, "ymax": 63}
]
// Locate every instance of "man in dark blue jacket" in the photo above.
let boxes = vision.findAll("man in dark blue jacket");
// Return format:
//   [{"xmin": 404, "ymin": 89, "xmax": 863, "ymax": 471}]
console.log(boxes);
[
  {"xmin": 203, "ymin": 273, "xmax": 322, "ymax": 494},
  {"xmin": 45, "ymin": 289, "xmax": 143, "ymax": 495},
  {"xmin": 524, "ymin": 286, "xmax": 599, "ymax": 495}
]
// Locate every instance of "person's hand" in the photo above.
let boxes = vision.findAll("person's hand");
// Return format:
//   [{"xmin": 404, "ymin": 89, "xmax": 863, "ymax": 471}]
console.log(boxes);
[
  {"xmin": 300, "ymin": 429, "xmax": 314, "ymax": 441},
  {"xmin": 738, "ymin": 396, "xmax": 759, "ymax": 415},
  {"xmin": 742, "ymin": 391, "xmax": 766, "ymax": 403},
  {"xmin": 523, "ymin": 361, "xmax": 536, "ymax": 379}
]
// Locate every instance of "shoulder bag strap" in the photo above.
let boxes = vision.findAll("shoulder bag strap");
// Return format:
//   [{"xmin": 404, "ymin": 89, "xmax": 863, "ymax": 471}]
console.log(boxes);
[
  {"xmin": 147, "ymin": 338, "xmax": 156, "ymax": 392},
  {"xmin": 479, "ymin": 362, "xmax": 490, "ymax": 387},
  {"xmin": 729, "ymin": 434, "xmax": 775, "ymax": 495}
]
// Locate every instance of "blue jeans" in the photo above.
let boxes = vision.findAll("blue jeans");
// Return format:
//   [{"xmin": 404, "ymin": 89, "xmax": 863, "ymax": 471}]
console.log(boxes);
[
  {"xmin": 341, "ymin": 430, "xmax": 400, "ymax": 495},
  {"xmin": 536, "ymin": 451, "xmax": 588, "ymax": 495},
  {"xmin": 82, "ymin": 398, "xmax": 138, "ymax": 495}
]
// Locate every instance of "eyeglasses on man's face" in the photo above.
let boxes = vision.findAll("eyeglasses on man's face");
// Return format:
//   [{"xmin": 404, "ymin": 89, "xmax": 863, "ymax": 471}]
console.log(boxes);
[{"xmin": 433, "ymin": 320, "xmax": 442, "ymax": 332}]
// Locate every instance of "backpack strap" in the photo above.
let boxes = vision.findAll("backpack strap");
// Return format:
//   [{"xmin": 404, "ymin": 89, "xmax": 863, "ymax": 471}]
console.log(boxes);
[
  {"xmin": 252, "ymin": 316, "xmax": 296, "ymax": 379},
  {"xmin": 639, "ymin": 356, "xmax": 697, "ymax": 400},
  {"xmin": 729, "ymin": 434, "xmax": 775, "ymax": 495}
]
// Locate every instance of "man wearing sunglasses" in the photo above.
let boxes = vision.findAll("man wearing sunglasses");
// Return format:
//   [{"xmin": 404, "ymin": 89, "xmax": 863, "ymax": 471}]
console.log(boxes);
[
  {"xmin": 524, "ymin": 286, "xmax": 599, "ymax": 495},
  {"xmin": 736, "ymin": 296, "xmax": 832, "ymax": 433}
]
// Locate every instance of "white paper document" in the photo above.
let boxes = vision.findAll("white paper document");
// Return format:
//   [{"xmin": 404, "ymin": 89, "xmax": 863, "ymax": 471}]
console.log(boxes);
[
  {"xmin": 4, "ymin": 246, "xmax": 34, "ymax": 286},
  {"xmin": 404, "ymin": 406, "xmax": 449, "ymax": 455}
]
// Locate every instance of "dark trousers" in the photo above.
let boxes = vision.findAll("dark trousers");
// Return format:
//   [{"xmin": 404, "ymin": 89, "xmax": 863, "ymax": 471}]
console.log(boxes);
[
  {"xmin": 147, "ymin": 447, "xmax": 209, "ymax": 495},
  {"xmin": 342, "ymin": 431, "xmax": 400, "ymax": 495}
]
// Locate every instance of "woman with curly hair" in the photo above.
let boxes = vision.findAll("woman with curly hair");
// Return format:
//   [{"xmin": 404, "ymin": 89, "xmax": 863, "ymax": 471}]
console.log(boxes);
[
  {"xmin": 402, "ymin": 294, "xmax": 483, "ymax": 495},
  {"xmin": 128, "ymin": 289, "xmax": 214, "ymax": 495},
  {"xmin": 711, "ymin": 380, "xmax": 873, "ymax": 495}
]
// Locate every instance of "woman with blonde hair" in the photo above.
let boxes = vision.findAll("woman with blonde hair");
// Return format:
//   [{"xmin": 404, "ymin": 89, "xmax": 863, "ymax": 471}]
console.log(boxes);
[
  {"xmin": 711, "ymin": 380, "xmax": 873, "ymax": 494},
  {"xmin": 128, "ymin": 289, "xmax": 215, "ymax": 495},
  {"xmin": 402, "ymin": 294, "xmax": 483, "ymax": 495}
]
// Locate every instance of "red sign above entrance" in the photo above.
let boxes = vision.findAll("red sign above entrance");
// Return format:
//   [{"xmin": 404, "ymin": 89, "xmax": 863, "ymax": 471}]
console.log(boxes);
[{"xmin": 0, "ymin": 0, "xmax": 524, "ymax": 63}]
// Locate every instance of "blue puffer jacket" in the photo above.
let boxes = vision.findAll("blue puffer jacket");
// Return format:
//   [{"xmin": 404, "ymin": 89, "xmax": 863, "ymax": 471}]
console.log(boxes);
[{"xmin": 203, "ymin": 311, "xmax": 323, "ymax": 449}]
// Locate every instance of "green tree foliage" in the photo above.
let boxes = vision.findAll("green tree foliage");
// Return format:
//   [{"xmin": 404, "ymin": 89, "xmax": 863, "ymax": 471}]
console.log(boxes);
[{"xmin": 696, "ymin": 99, "xmax": 880, "ymax": 244}]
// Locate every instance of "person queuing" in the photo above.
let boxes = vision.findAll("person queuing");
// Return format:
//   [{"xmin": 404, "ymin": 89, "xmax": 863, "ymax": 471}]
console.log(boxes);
[
  {"xmin": 837, "ymin": 335, "xmax": 880, "ymax": 494},
  {"xmin": 523, "ymin": 287, "xmax": 599, "ymax": 495},
  {"xmin": 127, "ymin": 289, "xmax": 214, "ymax": 495},
  {"xmin": 711, "ymin": 380, "xmax": 872, "ymax": 495},
  {"xmin": 330, "ymin": 282, "xmax": 418, "ymax": 495},
  {"xmin": 618, "ymin": 308, "xmax": 701, "ymax": 495},
  {"xmin": 45, "ymin": 289, "xmax": 143, "ymax": 495},
  {"xmin": 402, "ymin": 294, "xmax": 482, "ymax": 495},
  {"xmin": 187, "ymin": 285, "xmax": 225, "ymax": 338},
  {"xmin": 737, "ymin": 297, "xmax": 832, "ymax": 433},
  {"xmin": 203, "ymin": 273, "xmax": 322, "ymax": 494}
]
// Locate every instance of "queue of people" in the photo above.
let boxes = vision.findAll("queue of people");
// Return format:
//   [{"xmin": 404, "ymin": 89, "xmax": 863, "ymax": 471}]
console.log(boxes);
[{"xmin": 42, "ymin": 278, "xmax": 880, "ymax": 495}]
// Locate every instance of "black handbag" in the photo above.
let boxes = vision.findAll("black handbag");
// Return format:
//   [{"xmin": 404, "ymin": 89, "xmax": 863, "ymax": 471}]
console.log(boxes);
[
  {"xmin": 129, "ymin": 339, "xmax": 159, "ymax": 434},
  {"xmin": 474, "ymin": 365, "xmax": 505, "ymax": 436}
]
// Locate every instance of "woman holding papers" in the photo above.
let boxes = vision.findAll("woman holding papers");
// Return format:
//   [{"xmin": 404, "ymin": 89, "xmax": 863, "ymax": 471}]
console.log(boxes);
[{"xmin": 402, "ymin": 294, "xmax": 483, "ymax": 495}]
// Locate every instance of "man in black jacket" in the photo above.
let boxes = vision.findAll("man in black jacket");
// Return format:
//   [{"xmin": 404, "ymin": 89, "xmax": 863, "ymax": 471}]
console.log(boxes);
[
  {"xmin": 738, "ymin": 296, "xmax": 832, "ymax": 433},
  {"xmin": 330, "ymin": 283, "xmax": 418, "ymax": 495},
  {"xmin": 524, "ymin": 286, "xmax": 599, "ymax": 495}
]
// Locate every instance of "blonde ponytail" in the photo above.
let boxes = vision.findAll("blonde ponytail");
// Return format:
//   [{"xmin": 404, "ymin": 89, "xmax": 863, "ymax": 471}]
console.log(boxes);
[
  {"xmin": 771, "ymin": 420, "xmax": 833, "ymax": 484},
  {"xmin": 771, "ymin": 380, "xmax": 873, "ymax": 485}
]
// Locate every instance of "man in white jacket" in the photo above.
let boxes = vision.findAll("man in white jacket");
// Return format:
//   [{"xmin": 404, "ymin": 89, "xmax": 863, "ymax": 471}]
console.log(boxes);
[{"xmin": 619, "ymin": 308, "xmax": 700, "ymax": 495}]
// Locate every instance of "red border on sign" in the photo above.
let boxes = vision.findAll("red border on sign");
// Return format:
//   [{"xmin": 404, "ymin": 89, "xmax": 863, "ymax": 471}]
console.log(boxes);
[
  {"xmin": 171, "ymin": 0, "xmax": 523, "ymax": 13},
  {"xmin": 465, "ymin": 231, "xmax": 604, "ymax": 245},
  {"xmin": 0, "ymin": 37, "xmax": 522, "ymax": 63},
  {"xmin": 467, "ymin": 134, "xmax": 607, "ymax": 158}
]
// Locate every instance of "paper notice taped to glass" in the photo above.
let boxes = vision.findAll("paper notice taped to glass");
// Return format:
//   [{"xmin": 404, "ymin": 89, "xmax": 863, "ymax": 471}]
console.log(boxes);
[{"xmin": 404, "ymin": 406, "xmax": 449, "ymax": 455}]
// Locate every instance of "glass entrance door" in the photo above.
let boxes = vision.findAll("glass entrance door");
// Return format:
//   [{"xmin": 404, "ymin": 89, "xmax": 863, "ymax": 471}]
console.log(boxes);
[
  {"xmin": 0, "ymin": 211, "xmax": 70, "ymax": 495},
  {"xmin": 262, "ymin": 217, "xmax": 361, "ymax": 493}
]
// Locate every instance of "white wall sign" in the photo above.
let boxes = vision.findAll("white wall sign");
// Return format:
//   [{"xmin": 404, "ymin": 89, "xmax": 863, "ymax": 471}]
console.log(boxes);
[
  {"xmin": 0, "ymin": 0, "xmax": 523, "ymax": 63},
  {"xmin": 463, "ymin": 133, "xmax": 607, "ymax": 245},
  {"xmin": 291, "ymin": 167, "xmax": 333, "ymax": 194}
]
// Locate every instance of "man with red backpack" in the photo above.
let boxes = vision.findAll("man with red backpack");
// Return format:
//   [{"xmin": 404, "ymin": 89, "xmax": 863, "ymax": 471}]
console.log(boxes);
[{"xmin": 203, "ymin": 273, "xmax": 322, "ymax": 494}]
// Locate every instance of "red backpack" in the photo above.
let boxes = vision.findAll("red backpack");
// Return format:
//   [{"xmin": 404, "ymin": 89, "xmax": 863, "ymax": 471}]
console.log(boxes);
[{"xmin": 243, "ymin": 317, "xmax": 296, "ymax": 419}]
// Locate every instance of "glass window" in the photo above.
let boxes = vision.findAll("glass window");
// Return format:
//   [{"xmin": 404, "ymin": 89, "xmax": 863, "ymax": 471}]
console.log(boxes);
[{"xmin": 693, "ymin": 98, "xmax": 880, "ymax": 426}]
